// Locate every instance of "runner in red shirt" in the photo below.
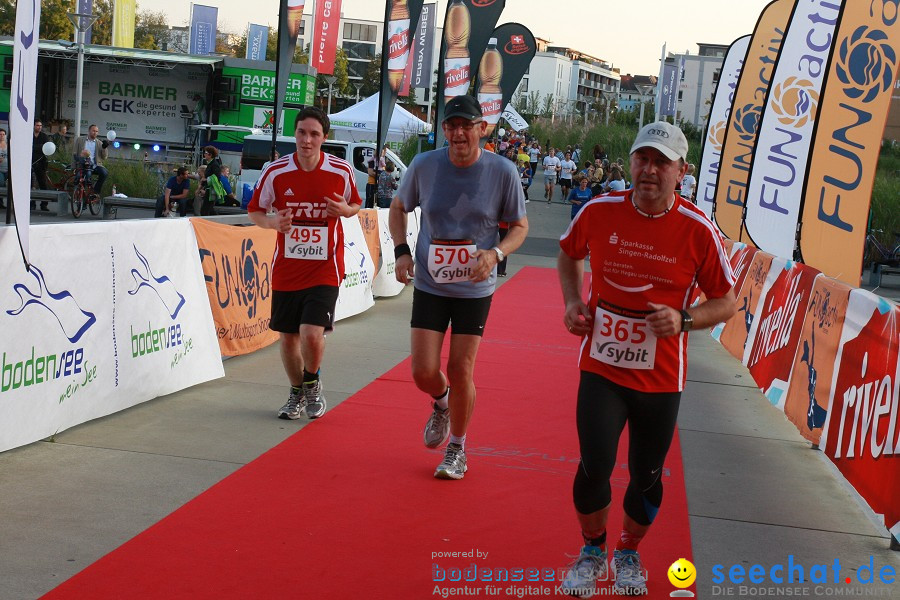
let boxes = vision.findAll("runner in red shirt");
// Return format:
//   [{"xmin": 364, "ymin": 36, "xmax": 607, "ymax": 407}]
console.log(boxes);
[
  {"xmin": 558, "ymin": 122, "xmax": 735, "ymax": 596},
  {"xmin": 248, "ymin": 107, "xmax": 362, "ymax": 421}
]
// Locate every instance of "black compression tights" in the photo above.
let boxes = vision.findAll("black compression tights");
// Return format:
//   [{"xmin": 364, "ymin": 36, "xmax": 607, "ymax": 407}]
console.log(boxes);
[{"xmin": 573, "ymin": 371, "xmax": 681, "ymax": 525}]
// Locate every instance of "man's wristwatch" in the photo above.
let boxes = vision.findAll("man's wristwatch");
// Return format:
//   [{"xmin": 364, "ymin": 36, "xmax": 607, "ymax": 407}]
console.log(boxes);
[
  {"xmin": 492, "ymin": 246, "xmax": 505, "ymax": 263},
  {"xmin": 680, "ymin": 310, "xmax": 693, "ymax": 332}
]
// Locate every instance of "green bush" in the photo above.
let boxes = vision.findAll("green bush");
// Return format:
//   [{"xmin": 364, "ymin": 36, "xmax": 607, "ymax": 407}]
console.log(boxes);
[{"xmin": 103, "ymin": 159, "xmax": 198, "ymax": 199}]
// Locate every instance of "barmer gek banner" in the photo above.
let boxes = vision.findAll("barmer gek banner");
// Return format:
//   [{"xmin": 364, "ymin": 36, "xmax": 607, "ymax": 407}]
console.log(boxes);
[
  {"xmin": 435, "ymin": 0, "xmax": 505, "ymax": 147},
  {"xmin": 713, "ymin": 0, "xmax": 796, "ymax": 242},
  {"xmin": 475, "ymin": 23, "xmax": 536, "ymax": 140},
  {"xmin": 189, "ymin": 4, "xmax": 218, "ymax": 56}
]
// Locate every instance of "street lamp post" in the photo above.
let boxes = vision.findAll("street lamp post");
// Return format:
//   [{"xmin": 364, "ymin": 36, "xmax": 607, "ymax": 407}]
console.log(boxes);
[
  {"xmin": 324, "ymin": 75, "xmax": 337, "ymax": 114},
  {"xmin": 66, "ymin": 12, "xmax": 98, "ymax": 140},
  {"xmin": 353, "ymin": 82, "xmax": 363, "ymax": 104}
]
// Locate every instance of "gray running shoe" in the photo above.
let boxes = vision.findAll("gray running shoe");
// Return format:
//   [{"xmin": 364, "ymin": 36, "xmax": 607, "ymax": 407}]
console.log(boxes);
[
  {"xmin": 560, "ymin": 546, "xmax": 607, "ymax": 597},
  {"xmin": 423, "ymin": 403, "xmax": 451, "ymax": 448},
  {"xmin": 303, "ymin": 379, "xmax": 327, "ymax": 419},
  {"xmin": 277, "ymin": 387, "xmax": 306, "ymax": 420},
  {"xmin": 612, "ymin": 549, "xmax": 647, "ymax": 596},
  {"xmin": 434, "ymin": 443, "xmax": 467, "ymax": 479}
]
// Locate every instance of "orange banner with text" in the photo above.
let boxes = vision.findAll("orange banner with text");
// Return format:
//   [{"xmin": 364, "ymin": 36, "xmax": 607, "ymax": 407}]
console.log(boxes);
[
  {"xmin": 713, "ymin": 0, "xmax": 794, "ymax": 242},
  {"xmin": 719, "ymin": 251, "xmax": 773, "ymax": 361},
  {"xmin": 798, "ymin": 3, "xmax": 900, "ymax": 286},
  {"xmin": 191, "ymin": 219, "xmax": 279, "ymax": 357},
  {"xmin": 782, "ymin": 276, "xmax": 851, "ymax": 445}
]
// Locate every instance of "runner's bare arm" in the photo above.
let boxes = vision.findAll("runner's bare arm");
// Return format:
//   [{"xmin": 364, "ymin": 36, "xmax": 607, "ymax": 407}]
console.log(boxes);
[
  {"xmin": 557, "ymin": 250, "xmax": 593, "ymax": 336},
  {"xmin": 388, "ymin": 195, "xmax": 413, "ymax": 283},
  {"xmin": 469, "ymin": 217, "xmax": 529, "ymax": 282},
  {"xmin": 248, "ymin": 208, "xmax": 292, "ymax": 234},
  {"xmin": 646, "ymin": 290, "xmax": 736, "ymax": 337}
]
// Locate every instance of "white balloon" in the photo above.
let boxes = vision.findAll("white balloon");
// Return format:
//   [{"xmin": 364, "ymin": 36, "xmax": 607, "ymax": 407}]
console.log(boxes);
[
  {"xmin": 107, "ymin": 130, "xmax": 116, "ymax": 141},
  {"xmin": 498, "ymin": 128, "xmax": 506, "ymax": 138},
  {"xmin": 42, "ymin": 141, "xmax": 56, "ymax": 156}
]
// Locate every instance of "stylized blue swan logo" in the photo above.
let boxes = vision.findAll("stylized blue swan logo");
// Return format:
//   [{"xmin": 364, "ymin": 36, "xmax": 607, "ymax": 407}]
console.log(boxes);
[
  {"xmin": 128, "ymin": 245, "xmax": 186, "ymax": 320},
  {"xmin": 6, "ymin": 265, "xmax": 96, "ymax": 343}
]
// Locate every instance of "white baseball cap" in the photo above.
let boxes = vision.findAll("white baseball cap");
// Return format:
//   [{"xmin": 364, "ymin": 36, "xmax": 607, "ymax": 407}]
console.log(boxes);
[{"xmin": 630, "ymin": 121, "xmax": 689, "ymax": 162}]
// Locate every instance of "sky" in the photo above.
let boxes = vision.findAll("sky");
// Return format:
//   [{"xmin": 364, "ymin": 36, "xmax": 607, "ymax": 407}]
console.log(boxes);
[{"xmin": 156, "ymin": 0, "xmax": 774, "ymax": 76}]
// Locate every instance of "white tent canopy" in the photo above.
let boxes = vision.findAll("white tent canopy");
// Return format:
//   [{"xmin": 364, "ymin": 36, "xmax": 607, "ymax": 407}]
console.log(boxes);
[{"xmin": 329, "ymin": 93, "xmax": 431, "ymax": 144}]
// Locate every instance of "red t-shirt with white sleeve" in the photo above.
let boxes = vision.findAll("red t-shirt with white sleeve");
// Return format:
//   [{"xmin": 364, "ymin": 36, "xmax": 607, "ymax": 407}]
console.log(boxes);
[
  {"xmin": 559, "ymin": 189, "xmax": 734, "ymax": 393},
  {"xmin": 248, "ymin": 151, "xmax": 362, "ymax": 291}
]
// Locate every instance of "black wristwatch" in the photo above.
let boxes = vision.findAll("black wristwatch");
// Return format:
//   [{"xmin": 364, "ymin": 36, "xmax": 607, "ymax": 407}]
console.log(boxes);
[{"xmin": 680, "ymin": 310, "xmax": 693, "ymax": 332}]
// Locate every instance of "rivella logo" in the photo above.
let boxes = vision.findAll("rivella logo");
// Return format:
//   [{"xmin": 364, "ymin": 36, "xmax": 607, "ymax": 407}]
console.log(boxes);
[
  {"xmin": 504, "ymin": 34, "xmax": 530, "ymax": 55},
  {"xmin": 6, "ymin": 265, "xmax": 96, "ymax": 343},
  {"xmin": 836, "ymin": 25, "xmax": 896, "ymax": 103},
  {"xmin": 471, "ymin": 0, "xmax": 499, "ymax": 6},
  {"xmin": 771, "ymin": 77, "xmax": 819, "ymax": 128},
  {"xmin": 732, "ymin": 104, "xmax": 762, "ymax": 141},
  {"xmin": 127, "ymin": 245, "xmax": 185, "ymax": 320}
]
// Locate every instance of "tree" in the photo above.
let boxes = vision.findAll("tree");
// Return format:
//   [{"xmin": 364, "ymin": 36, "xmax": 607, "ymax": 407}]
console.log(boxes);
[
  {"xmin": 0, "ymin": 0, "xmax": 77, "ymax": 40},
  {"xmin": 540, "ymin": 93, "xmax": 555, "ymax": 118},
  {"xmin": 360, "ymin": 54, "xmax": 382, "ymax": 97},
  {"xmin": 134, "ymin": 11, "xmax": 169, "ymax": 50}
]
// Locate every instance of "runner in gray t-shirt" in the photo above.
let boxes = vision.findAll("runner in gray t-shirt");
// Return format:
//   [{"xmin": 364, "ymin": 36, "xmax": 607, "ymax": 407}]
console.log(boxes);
[{"xmin": 388, "ymin": 94, "xmax": 529, "ymax": 481}]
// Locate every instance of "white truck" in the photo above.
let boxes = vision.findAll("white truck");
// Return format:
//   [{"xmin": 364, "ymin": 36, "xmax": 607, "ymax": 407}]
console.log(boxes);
[{"xmin": 237, "ymin": 135, "xmax": 407, "ymax": 203}]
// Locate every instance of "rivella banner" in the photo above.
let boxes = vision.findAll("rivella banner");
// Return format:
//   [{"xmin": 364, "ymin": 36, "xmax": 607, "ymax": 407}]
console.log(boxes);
[
  {"xmin": 191, "ymin": 219, "xmax": 279, "ymax": 357},
  {"xmin": 377, "ymin": 0, "xmax": 425, "ymax": 158},
  {"xmin": 697, "ymin": 35, "xmax": 750, "ymax": 225},
  {"xmin": 821, "ymin": 290, "xmax": 900, "ymax": 535},
  {"xmin": 743, "ymin": 1, "xmax": 845, "ymax": 259},
  {"xmin": 0, "ymin": 221, "xmax": 224, "ymax": 453},
  {"xmin": 476, "ymin": 23, "xmax": 536, "ymax": 140},
  {"xmin": 713, "ymin": 0, "xmax": 795, "ymax": 242},
  {"xmin": 798, "ymin": 3, "xmax": 900, "ymax": 286},
  {"xmin": 434, "ymin": 0, "xmax": 506, "ymax": 147}
]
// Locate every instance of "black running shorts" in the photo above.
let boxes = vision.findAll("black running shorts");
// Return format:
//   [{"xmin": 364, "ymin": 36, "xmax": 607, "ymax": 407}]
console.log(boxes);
[
  {"xmin": 270, "ymin": 286, "xmax": 340, "ymax": 333},
  {"xmin": 411, "ymin": 288, "xmax": 493, "ymax": 336}
]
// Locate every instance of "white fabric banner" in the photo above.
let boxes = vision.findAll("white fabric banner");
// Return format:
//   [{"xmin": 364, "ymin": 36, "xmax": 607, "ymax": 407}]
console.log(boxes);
[
  {"xmin": 0, "ymin": 220, "xmax": 224, "ymax": 452},
  {"xmin": 373, "ymin": 207, "xmax": 421, "ymax": 297},
  {"xmin": 743, "ymin": 2, "xmax": 843, "ymax": 258},
  {"xmin": 502, "ymin": 104, "xmax": 530, "ymax": 131},
  {"xmin": 9, "ymin": 0, "xmax": 42, "ymax": 265},
  {"xmin": 697, "ymin": 35, "xmax": 749, "ymax": 224},
  {"xmin": 335, "ymin": 216, "xmax": 376, "ymax": 321}
]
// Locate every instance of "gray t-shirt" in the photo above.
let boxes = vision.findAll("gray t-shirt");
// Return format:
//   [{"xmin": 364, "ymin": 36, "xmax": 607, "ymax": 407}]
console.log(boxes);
[{"xmin": 398, "ymin": 147, "xmax": 526, "ymax": 298}]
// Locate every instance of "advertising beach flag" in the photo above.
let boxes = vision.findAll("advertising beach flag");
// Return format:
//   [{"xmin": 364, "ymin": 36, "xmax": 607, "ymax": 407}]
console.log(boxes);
[
  {"xmin": 112, "ymin": 0, "xmax": 136, "ymax": 48},
  {"xmin": 697, "ymin": 35, "xmax": 750, "ymax": 224},
  {"xmin": 246, "ymin": 23, "xmax": 269, "ymax": 61},
  {"xmin": 272, "ymin": 0, "xmax": 304, "ymax": 160},
  {"xmin": 435, "ymin": 0, "xmax": 506, "ymax": 147},
  {"xmin": 313, "ymin": 0, "xmax": 342, "ymax": 75},
  {"xmin": 659, "ymin": 62, "xmax": 679, "ymax": 118},
  {"xmin": 8, "ymin": 0, "xmax": 42, "ymax": 267},
  {"xmin": 476, "ymin": 23, "xmax": 536, "ymax": 140},
  {"xmin": 714, "ymin": 0, "xmax": 795, "ymax": 241},
  {"xmin": 189, "ymin": 4, "xmax": 218, "ymax": 55},
  {"xmin": 78, "ymin": 0, "xmax": 93, "ymax": 45},
  {"xmin": 798, "ymin": 2, "xmax": 900, "ymax": 285},
  {"xmin": 412, "ymin": 3, "xmax": 437, "ymax": 89},
  {"xmin": 743, "ymin": 1, "xmax": 846, "ymax": 260},
  {"xmin": 377, "ymin": 0, "xmax": 425, "ymax": 156}
]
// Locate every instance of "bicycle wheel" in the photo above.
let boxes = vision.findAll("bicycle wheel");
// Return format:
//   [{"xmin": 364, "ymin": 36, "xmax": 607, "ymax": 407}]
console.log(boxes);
[
  {"xmin": 87, "ymin": 189, "xmax": 100, "ymax": 215},
  {"xmin": 71, "ymin": 184, "xmax": 84, "ymax": 218}
]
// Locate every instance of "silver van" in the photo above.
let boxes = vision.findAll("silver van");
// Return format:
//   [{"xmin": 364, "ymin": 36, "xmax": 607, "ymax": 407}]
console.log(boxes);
[{"xmin": 238, "ymin": 135, "xmax": 407, "ymax": 201}]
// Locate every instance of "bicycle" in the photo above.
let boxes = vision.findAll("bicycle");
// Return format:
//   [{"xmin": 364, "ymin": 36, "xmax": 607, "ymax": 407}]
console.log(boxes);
[
  {"xmin": 67, "ymin": 160, "xmax": 101, "ymax": 218},
  {"xmin": 863, "ymin": 229, "xmax": 900, "ymax": 269},
  {"xmin": 45, "ymin": 159, "xmax": 73, "ymax": 192}
]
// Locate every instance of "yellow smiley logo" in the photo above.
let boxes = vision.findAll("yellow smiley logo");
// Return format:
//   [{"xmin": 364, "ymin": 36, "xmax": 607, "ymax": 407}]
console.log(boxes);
[{"xmin": 668, "ymin": 558, "xmax": 696, "ymax": 588}]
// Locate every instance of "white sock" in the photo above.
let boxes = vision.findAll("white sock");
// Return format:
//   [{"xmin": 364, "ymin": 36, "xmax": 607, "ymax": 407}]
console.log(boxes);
[
  {"xmin": 433, "ymin": 387, "xmax": 450, "ymax": 410},
  {"xmin": 449, "ymin": 434, "xmax": 466, "ymax": 448}
]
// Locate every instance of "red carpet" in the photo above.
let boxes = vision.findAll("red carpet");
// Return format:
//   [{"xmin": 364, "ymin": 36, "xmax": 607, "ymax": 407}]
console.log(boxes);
[{"xmin": 41, "ymin": 267, "xmax": 693, "ymax": 599}]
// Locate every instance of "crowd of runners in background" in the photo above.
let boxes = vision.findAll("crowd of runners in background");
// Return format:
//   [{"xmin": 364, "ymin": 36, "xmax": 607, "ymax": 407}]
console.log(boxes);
[{"xmin": 483, "ymin": 130, "xmax": 698, "ymax": 219}]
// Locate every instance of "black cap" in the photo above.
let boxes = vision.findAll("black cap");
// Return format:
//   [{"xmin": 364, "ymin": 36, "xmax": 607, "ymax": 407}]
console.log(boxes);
[{"xmin": 443, "ymin": 94, "xmax": 483, "ymax": 123}]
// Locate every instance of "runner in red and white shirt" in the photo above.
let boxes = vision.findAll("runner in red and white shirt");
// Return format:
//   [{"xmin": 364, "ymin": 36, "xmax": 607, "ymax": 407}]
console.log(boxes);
[
  {"xmin": 248, "ymin": 107, "xmax": 361, "ymax": 422},
  {"xmin": 557, "ymin": 122, "xmax": 735, "ymax": 596}
]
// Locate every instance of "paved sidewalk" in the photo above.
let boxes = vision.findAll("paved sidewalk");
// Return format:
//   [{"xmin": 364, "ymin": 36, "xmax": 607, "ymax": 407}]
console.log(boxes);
[{"xmin": 1, "ymin": 197, "xmax": 898, "ymax": 599}]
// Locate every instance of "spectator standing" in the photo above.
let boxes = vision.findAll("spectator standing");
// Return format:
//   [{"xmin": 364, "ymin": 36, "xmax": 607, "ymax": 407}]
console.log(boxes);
[
  {"xmin": 31, "ymin": 120, "xmax": 52, "ymax": 211},
  {"xmin": 680, "ymin": 164, "xmax": 697, "ymax": 203},
  {"xmin": 376, "ymin": 161, "xmax": 397, "ymax": 208}
]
